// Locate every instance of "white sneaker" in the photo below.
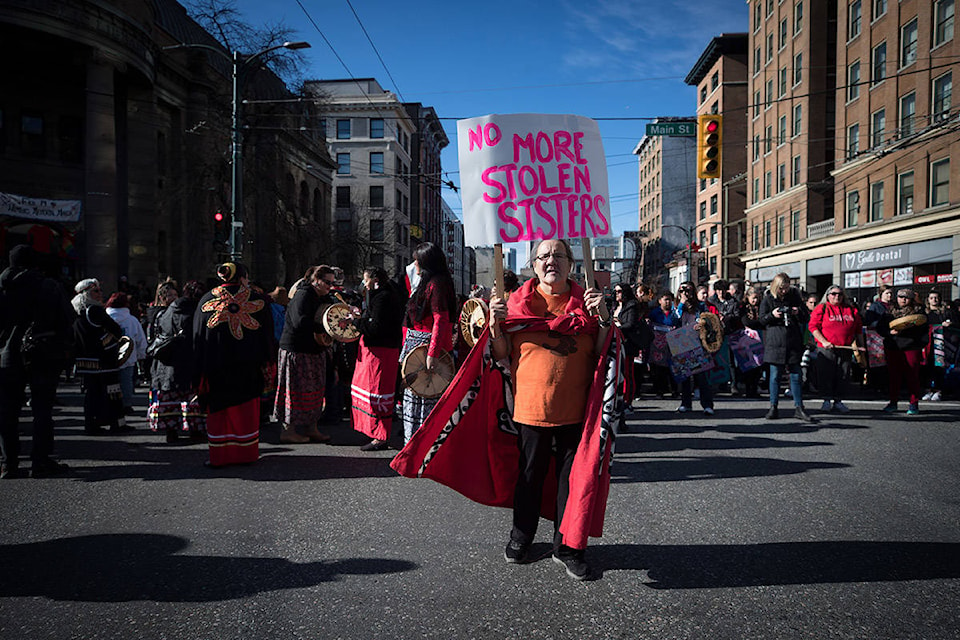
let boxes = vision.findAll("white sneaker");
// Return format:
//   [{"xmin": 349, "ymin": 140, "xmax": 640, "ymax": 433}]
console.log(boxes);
[
  {"xmin": 833, "ymin": 400, "xmax": 850, "ymax": 414},
  {"xmin": 703, "ymin": 407, "xmax": 715, "ymax": 416},
  {"xmin": 922, "ymin": 392, "xmax": 934, "ymax": 401},
  {"xmin": 820, "ymin": 400, "xmax": 832, "ymax": 412},
  {"xmin": 931, "ymin": 391, "xmax": 942, "ymax": 402},
  {"xmin": 676, "ymin": 405, "xmax": 689, "ymax": 413}
]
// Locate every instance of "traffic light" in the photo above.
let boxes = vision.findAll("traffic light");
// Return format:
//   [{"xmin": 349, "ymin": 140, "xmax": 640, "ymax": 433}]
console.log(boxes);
[
  {"xmin": 213, "ymin": 210, "xmax": 227, "ymax": 244},
  {"xmin": 697, "ymin": 114, "xmax": 723, "ymax": 179}
]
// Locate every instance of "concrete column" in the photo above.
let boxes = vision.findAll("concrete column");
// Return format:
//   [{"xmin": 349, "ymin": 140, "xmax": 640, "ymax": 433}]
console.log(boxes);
[{"xmin": 83, "ymin": 55, "xmax": 119, "ymax": 286}]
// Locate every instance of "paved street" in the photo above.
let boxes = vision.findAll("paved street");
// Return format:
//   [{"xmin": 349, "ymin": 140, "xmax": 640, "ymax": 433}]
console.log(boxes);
[{"xmin": 1, "ymin": 383, "xmax": 959, "ymax": 639}]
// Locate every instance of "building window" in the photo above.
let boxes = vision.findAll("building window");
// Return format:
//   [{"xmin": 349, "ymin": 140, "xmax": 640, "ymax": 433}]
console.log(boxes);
[
  {"xmin": 369, "ymin": 219, "xmax": 384, "ymax": 242},
  {"xmin": 897, "ymin": 171, "xmax": 914, "ymax": 215},
  {"xmin": 900, "ymin": 18, "xmax": 918, "ymax": 67},
  {"xmin": 753, "ymin": 134, "xmax": 761, "ymax": 161},
  {"xmin": 700, "ymin": 201, "xmax": 707, "ymax": 220},
  {"xmin": 848, "ymin": 0, "xmax": 862, "ymax": 40},
  {"xmin": 765, "ymin": 125, "xmax": 773, "ymax": 154},
  {"xmin": 899, "ymin": 91, "xmax": 916, "ymax": 136},
  {"xmin": 793, "ymin": 103, "xmax": 802, "ymax": 136},
  {"xmin": 871, "ymin": 108, "xmax": 886, "ymax": 147},
  {"xmin": 753, "ymin": 224, "xmax": 760, "ymax": 250},
  {"xmin": 699, "ymin": 230, "xmax": 708, "ymax": 247},
  {"xmin": 337, "ymin": 152, "xmax": 350, "ymax": 174},
  {"xmin": 767, "ymin": 33, "xmax": 774, "ymax": 62},
  {"xmin": 873, "ymin": 0, "xmax": 886, "ymax": 19},
  {"xmin": 792, "ymin": 155, "xmax": 802, "ymax": 185},
  {"xmin": 765, "ymin": 220, "xmax": 772, "ymax": 247},
  {"xmin": 872, "ymin": 42, "xmax": 886, "ymax": 84},
  {"xmin": 765, "ymin": 171, "xmax": 772, "ymax": 198},
  {"xmin": 765, "ymin": 79, "xmax": 774, "ymax": 108},
  {"xmin": 933, "ymin": 72, "xmax": 953, "ymax": 121},
  {"xmin": 847, "ymin": 123, "xmax": 860, "ymax": 158},
  {"xmin": 870, "ymin": 182, "xmax": 884, "ymax": 221},
  {"xmin": 777, "ymin": 216, "xmax": 785, "ymax": 245},
  {"xmin": 711, "ymin": 71, "xmax": 719, "ymax": 91},
  {"xmin": 710, "ymin": 256, "xmax": 717, "ymax": 274},
  {"xmin": 336, "ymin": 119, "xmax": 351, "ymax": 139},
  {"xmin": 777, "ymin": 163, "xmax": 786, "ymax": 192},
  {"xmin": 931, "ymin": 159, "xmax": 951, "ymax": 206},
  {"xmin": 711, "ymin": 102, "xmax": 719, "ymax": 115},
  {"xmin": 754, "ymin": 90, "xmax": 762, "ymax": 118},
  {"xmin": 711, "ymin": 225, "xmax": 719, "ymax": 246},
  {"xmin": 778, "ymin": 115, "xmax": 787, "ymax": 145},
  {"xmin": 753, "ymin": 177, "xmax": 760, "ymax": 203},
  {"xmin": 779, "ymin": 67, "xmax": 788, "ymax": 96},
  {"xmin": 369, "ymin": 185, "xmax": 384, "ymax": 208},
  {"xmin": 370, "ymin": 118, "xmax": 384, "ymax": 138},
  {"xmin": 779, "ymin": 18, "xmax": 788, "ymax": 48},
  {"xmin": 754, "ymin": 1, "xmax": 762, "ymax": 31},
  {"xmin": 700, "ymin": 86, "xmax": 707, "ymax": 104},
  {"xmin": 336, "ymin": 186, "xmax": 351, "ymax": 208},
  {"xmin": 369, "ymin": 151, "xmax": 384, "ymax": 174},
  {"xmin": 767, "ymin": 0, "xmax": 774, "ymax": 16},
  {"xmin": 700, "ymin": 178, "xmax": 707, "ymax": 191},
  {"xmin": 846, "ymin": 190, "xmax": 860, "ymax": 227},
  {"xmin": 791, "ymin": 210, "xmax": 800, "ymax": 240},
  {"xmin": 754, "ymin": 46, "xmax": 762, "ymax": 75},
  {"xmin": 794, "ymin": 1, "xmax": 803, "ymax": 33},
  {"xmin": 847, "ymin": 60, "xmax": 861, "ymax": 101},
  {"xmin": 794, "ymin": 52, "xmax": 803, "ymax": 85},
  {"xmin": 710, "ymin": 194, "xmax": 718, "ymax": 216},
  {"xmin": 934, "ymin": 0, "xmax": 954, "ymax": 47}
]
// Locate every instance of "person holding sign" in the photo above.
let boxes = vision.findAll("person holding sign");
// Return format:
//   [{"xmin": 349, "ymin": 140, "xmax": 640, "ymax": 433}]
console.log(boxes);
[
  {"xmin": 400, "ymin": 243, "xmax": 457, "ymax": 444},
  {"xmin": 489, "ymin": 238, "xmax": 611, "ymax": 581}
]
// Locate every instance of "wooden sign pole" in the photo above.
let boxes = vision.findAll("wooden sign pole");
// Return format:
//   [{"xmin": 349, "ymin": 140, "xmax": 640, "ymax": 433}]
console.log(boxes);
[
  {"xmin": 494, "ymin": 243, "xmax": 505, "ymax": 298},
  {"xmin": 580, "ymin": 237, "xmax": 595, "ymax": 290}
]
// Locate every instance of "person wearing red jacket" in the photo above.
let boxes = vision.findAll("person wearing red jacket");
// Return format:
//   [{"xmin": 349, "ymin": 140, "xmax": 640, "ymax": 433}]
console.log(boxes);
[{"xmin": 808, "ymin": 285, "xmax": 863, "ymax": 413}]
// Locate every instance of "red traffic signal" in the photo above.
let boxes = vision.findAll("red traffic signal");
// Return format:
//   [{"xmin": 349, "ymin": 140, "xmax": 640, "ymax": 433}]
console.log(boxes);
[
  {"xmin": 697, "ymin": 115, "xmax": 723, "ymax": 179},
  {"xmin": 214, "ymin": 211, "xmax": 224, "ymax": 222}
]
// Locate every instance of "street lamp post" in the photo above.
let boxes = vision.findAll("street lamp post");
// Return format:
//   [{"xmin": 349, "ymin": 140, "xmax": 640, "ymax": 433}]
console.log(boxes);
[
  {"xmin": 163, "ymin": 40, "xmax": 310, "ymax": 261},
  {"xmin": 661, "ymin": 224, "xmax": 696, "ymax": 283}
]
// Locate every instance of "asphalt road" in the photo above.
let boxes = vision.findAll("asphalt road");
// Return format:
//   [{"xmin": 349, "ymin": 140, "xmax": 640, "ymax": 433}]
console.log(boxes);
[{"xmin": 1, "ymin": 383, "xmax": 958, "ymax": 639}]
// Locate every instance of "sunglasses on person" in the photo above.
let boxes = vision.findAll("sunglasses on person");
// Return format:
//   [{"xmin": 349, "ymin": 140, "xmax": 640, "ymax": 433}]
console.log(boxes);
[{"xmin": 897, "ymin": 294, "xmax": 911, "ymax": 299}]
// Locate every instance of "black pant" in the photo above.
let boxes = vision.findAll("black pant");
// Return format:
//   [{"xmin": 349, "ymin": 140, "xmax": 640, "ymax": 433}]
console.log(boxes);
[
  {"xmin": 0, "ymin": 365, "xmax": 60, "ymax": 466},
  {"xmin": 511, "ymin": 422, "xmax": 582, "ymax": 549},
  {"xmin": 815, "ymin": 347, "xmax": 851, "ymax": 401}
]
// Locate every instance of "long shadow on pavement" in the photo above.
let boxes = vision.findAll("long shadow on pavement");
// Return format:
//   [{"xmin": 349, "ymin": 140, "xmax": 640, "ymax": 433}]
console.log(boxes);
[
  {"xmin": 0, "ymin": 534, "xmax": 417, "ymax": 602},
  {"xmin": 610, "ymin": 455, "xmax": 849, "ymax": 483},
  {"xmin": 589, "ymin": 540, "xmax": 960, "ymax": 588},
  {"xmin": 615, "ymin": 435, "xmax": 832, "ymax": 455}
]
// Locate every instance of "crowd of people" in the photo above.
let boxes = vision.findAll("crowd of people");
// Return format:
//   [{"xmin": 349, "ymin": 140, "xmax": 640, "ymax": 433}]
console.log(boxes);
[{"xmin": 2, "ymin": 240, "xmax": 958, "ymax": 580}]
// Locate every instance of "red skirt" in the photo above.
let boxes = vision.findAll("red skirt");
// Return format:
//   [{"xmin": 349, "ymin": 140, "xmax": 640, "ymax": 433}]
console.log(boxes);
[
  {"xmin": 207, "ymin": 398, "xmax": 260, "ymax": 466},
  {"xmin": 351, "ymin": 338, "xmax": 400, "ymax": 441}
]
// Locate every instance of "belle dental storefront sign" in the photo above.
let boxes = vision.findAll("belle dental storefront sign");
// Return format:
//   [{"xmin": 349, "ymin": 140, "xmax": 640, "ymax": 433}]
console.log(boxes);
[
  {"xmin": 0, "ymin": 191, "xmax": 82, "ymax": 223},
  {"xmin": 457, "ymin": 114, "xmax": 611, "ymax": 246}
]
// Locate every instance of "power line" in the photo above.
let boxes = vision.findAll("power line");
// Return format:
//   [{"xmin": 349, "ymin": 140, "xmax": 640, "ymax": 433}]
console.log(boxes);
[{"xmin": 342, "ymin": 0, "xmax": 404, "ymax": 102}]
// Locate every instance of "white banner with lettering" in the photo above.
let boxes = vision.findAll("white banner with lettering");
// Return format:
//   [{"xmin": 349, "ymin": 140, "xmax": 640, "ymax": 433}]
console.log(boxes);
[{"xmin": 0, "ymin": 192, "xmax": 82, "ymax": 222}]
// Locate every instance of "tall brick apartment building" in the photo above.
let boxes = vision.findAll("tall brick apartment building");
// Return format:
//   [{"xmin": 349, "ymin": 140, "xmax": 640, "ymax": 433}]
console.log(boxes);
[{"xmin": 742, "ymin": 0, "xmax": 958, "ymax": 302}]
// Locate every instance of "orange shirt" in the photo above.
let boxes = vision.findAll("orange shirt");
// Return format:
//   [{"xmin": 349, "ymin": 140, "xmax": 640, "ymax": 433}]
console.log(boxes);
[{"xmin": 510, "ymin": 288, "xmax": 596, "ymax": 427}]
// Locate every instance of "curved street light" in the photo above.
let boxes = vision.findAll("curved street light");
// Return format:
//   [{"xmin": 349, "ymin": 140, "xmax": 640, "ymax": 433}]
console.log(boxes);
[{"xmin": 163, "ymin": 41, "xmax": 311, "ymax": 260}]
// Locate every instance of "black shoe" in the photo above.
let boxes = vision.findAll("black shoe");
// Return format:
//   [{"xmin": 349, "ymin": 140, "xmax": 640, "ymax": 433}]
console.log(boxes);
[
  {"xmin": 165, "ymin": 430, "xmax": 180, "ymax": 443},
  {"xmin": 765, "ymin": 406, "xmax": 779, "ymax": 420},
  {"xmin": 84, "ymin": 426, "xmax": 108, "ymax": 436},
  {"xmin": 552, "ymin": 546, "xmax": 590, "ymax": 580},
  {"xmin": 110, "ymin": 424, "xmax": 136, "ymax": 433},
  {"xmin": 359, "ymin": 440, "xmax": 389, "ymax": 452},
  {"xmin": 31, "ymin": 459, "xmax": 69, "ymax": 478},
  {"xmin": 504, "ymin": 540, "xmax": 530, "ymax": 564},
  {"xmin": 794, "ymin": 406, "xmax": 817, "ymax": 423},
  {"xmin": 1, "ymin": 464, "xmax": 24, "ymax": 480}
]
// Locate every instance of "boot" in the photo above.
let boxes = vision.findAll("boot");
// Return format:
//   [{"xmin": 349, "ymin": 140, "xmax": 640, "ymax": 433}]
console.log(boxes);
[
  {"xmin": 280, "ymin": 425, "xmax": 309, "ymax": 444},
  {"xmin": 303, "ymin": 426, "xmax": 332, "ymax": 444}
]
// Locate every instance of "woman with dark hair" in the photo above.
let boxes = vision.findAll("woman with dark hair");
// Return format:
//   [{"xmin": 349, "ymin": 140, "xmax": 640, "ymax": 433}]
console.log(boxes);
[
  {"xmin": 613, "ymin": 283, "xmax": 650, "ymax": 410},
  {"xmin": 193, "ymin": 263, "xmax": 274, "ymax": 467},
  {"xmin": 401, "ymin": 242, "xmax": 457, "ymax": 443},
  {"xmin": 922, "ymin": 289, "xmax": 952, "ymax": 402},
  {"xmin": 352, "ymin": 266, "xmax": 405, "ymax": 451},
  {"xmin": 106, "ymin": 292, "xmax": 148, "ymax": 413},
  {"xmin": 273, "ymin": 265, "xmax": 337, "ymax": 444},
  {"xmin": 878, "ymin": 288, "xmax": 928, "ymax": 415},
  {"xmin": 148, "ymin": 280, "xmax": 206, "ymax": 443}
]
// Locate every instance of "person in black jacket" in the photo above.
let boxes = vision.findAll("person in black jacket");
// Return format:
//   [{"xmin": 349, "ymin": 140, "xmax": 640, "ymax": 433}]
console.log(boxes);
[
  {"xmin": 878, "ymin": 288, "xmax": 929, "ymax": 415},
  {"xmin": 352, "ymin": 266, "xmax": 405, "ymax": 451},
  {"xmin": 759, "ymin": 272, "xmax": 815, "ymax": 422},
  {"xmin": 613, "ymin": 283, "xmax": 652, "ymax": 413},
  {"xmin": 148, "ymin": 280, "xmax": 205, "ymax": 443},
  {"xmin": 272, "ymin": 265, "xmax": 336, "ymax": 444},
  {"xmin": 738, "ymin": 286, "xmax": 765, "ymax": 398},
  {"xmin": 0, "ymin": 245, "xmax": 75, "ymax": 479}
]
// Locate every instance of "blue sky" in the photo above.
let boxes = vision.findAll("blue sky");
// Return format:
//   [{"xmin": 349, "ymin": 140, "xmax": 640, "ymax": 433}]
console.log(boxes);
[{"xmin": 227, "ymin": 0, "xmax": 750, "ymax": 236}]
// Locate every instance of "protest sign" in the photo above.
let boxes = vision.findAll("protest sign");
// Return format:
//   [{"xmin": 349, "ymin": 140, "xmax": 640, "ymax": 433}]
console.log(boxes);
[{"xmin": 457, "ymin": 114, "xmax": 611, "ymax": 247}]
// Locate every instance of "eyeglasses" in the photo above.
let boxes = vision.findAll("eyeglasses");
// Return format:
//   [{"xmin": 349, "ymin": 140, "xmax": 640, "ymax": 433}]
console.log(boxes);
[
  {"xmin": 827, "ymin": 291, "xmax": 841, "ymax": 296},
  {"xmin": 535, "ymin": 253, "xmax": 569, "ymax": 262},
  {"xmin": 897, "ymin": 294, "xmax": 911, "ymax": 299}
]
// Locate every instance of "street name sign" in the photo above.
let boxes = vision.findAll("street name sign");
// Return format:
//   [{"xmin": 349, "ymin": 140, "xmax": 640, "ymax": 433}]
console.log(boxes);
[{"xmin": 645, "ymin": 121, "xmax": 695, "ymax": 136}]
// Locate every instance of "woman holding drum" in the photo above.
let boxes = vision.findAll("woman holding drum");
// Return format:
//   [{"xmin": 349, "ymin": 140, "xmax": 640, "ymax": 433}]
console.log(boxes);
[
  {"xmin": 400, "ymin": 243, "xmax": 457, "ymax": 444},
  {"xmin": 273, "ymin": 265, "xmax": 338, "ymax": 444},
  {"xmin": 878, "ymin": 288, "xmax": 928, "ymax": 415}
]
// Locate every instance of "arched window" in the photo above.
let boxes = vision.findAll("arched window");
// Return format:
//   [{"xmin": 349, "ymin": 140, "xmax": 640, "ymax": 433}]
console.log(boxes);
[
  {"xmin": 284, "ymin": 174, "xmax": 295, "ymax": 211},
  {"xmin": 299, "ymin": 181, "xmax": 309, "ymax": 217},
  {"xmin": 313, "ymin": 188, "xmax": 323, "ymax": 221}
]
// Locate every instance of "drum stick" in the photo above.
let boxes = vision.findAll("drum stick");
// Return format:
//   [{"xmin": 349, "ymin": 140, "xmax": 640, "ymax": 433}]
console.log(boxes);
[
  {"xmin": 494, "ymin": 243, "xmax": 505, "ymax": 299},
  {"xmin": 581, "ymin": 237, "xmax": 595, "ymax": 290}
]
